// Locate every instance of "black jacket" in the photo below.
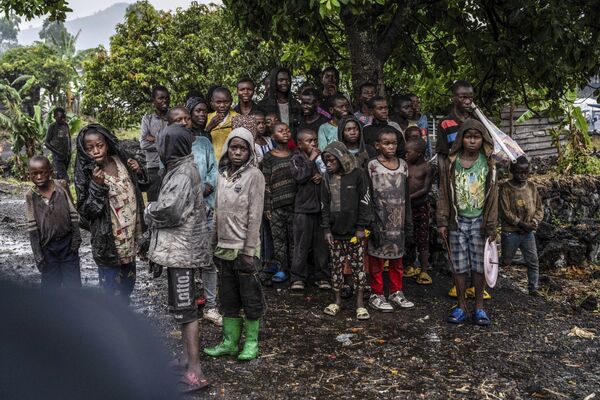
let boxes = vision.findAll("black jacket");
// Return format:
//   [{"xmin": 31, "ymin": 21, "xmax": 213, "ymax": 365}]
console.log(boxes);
[
  {"xmin": 290, "ymin": 149, "xmax": 321, "ymax": 214},
  {"xmin": 320, "ymin": 142, "xmax": 372, "ymax": 239},
  {"xmin": 74, "ymin": 124, "xmax": 149, "ymax": 266},
  {"xmin": 337, "ymin": 115, "xmax": 377, "ymax": 170}
]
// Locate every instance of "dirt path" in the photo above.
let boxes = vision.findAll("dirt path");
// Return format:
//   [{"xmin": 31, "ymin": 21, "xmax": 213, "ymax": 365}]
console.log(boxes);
[{"xmin": 0, "ymin": 184, "xmax": 598, "ymax": 400}]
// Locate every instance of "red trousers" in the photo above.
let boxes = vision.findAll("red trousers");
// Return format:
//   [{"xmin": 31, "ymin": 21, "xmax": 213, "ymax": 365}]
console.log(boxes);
[{"xmin": 368, "ymin": 255, "xmax": 404, "ymax": 295}]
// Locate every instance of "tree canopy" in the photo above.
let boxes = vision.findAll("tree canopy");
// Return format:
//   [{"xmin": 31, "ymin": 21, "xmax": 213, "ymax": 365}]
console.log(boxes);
[
  {"xmin": 224, "ymin": 0, "xmax": 600, "ymax": 111},
  {"xmin": 0, "ymin": 0, "xmax": 71, "ymax": 21}
]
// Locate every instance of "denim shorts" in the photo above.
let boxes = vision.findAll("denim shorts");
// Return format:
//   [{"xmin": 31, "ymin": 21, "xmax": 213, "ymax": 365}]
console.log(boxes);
[{"xmin": 449, "ymin": 216, "xmax": 485, "ymax": 275}]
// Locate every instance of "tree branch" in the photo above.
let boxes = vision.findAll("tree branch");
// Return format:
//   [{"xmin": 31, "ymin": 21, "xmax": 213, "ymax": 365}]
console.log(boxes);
[{"xmin": 317, "ymin": 18, "xmax": 348, "ymax": 61}]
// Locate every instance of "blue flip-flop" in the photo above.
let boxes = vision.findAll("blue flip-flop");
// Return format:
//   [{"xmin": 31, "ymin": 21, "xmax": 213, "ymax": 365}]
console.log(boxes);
[
  {"xmin": 447, "ymin": 307, "xmax": 468, "ymax": 324},
  {"xmin": 271, "ymin": 271, "xmax": 288, "ymax": 283},
  {"xmin": 474, "ymin": 309, "xmax": 491, "ymax": 326}
]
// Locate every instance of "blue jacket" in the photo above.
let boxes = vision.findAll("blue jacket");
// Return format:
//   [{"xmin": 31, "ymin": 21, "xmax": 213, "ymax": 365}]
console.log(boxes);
[{"xmin": 191, "ymin": 136, "xmax": 217, "ymax": 209}]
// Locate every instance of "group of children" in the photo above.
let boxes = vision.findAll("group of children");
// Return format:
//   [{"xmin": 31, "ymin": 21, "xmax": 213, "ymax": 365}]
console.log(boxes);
[{"xmin": 26, "ymin": 70, "xmax": 545, "ymax": 392}]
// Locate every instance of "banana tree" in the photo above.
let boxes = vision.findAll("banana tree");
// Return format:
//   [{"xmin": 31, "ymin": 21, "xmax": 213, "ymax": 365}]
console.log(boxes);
[{"xmin": 0, "ymin": 75, "xmax": 49, "ymax": 178}]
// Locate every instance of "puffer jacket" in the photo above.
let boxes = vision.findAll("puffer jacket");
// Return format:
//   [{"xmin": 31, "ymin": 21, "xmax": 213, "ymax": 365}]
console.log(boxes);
[
  {"xmin": 146, "ymin": 154, "xmax": 211, "ymax": 269},
  {"xmin": 74, "ymin": 124, "xmax": 148, "ymax": 266},
  {"xmin": 436, "ymin": 119, "xmax": 498, "ymax": 237}
]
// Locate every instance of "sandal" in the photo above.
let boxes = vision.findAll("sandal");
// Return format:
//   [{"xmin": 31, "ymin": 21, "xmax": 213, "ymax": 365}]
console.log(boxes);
[
  {"xmin": 290, "ymin": 281, "xmax": 305, "ymax": 290},
  {"xmin": 404, "ymin": 266, "xmax": 421, "ymax": 278},
  {"xmin": 272, "ymin": 271, "xmax": 289, "ymax": 283},
  {"xmin": 178, "ymin": 371, "xmax": 210, "ymax": 393},
  {"xmin": 466, "ymin": 287, "xmax": 492, "ymax": 299},
  {"xmin": 474, "ymin": 308, "xmax": 491, "ymax": 326},
  {"xmin": 447, "ymin": 307, "xmax": 468, "ymax": 324},
  {"xmin": 356, "ymin": 307, "xmax": 370, "ymax": 320},
  {"xmin": 324, "ymin": 303, "xmax": 341, "ymax": 316},
  {"xmin": 416, "ymin": 272, "xmax": 433, "ymax": 285}
]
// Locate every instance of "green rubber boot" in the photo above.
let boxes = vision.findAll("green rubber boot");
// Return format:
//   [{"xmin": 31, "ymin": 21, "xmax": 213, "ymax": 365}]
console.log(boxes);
[
  {"xmin": 238, "ymin": 319, "xmax": 260, "ymax": 361},
  {"xmin": 203, "ymin": 317, "xmax": 242, "ymax": 357}
]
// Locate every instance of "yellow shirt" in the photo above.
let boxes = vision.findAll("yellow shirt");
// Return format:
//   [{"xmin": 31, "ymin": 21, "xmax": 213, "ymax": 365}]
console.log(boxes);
[{"xmin": 207, "ymin": 110, "xmax": 239, "ymax": 159}]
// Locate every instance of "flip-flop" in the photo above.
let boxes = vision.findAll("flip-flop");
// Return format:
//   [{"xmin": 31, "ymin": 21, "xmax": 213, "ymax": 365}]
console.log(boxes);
[
  {"xmin": 474, "ymin": 308, "xmax": 491, "ymax": 326},
  {"xmin": 356, "ymin": 307, "xmax": 370, "ymax": 320},
  {"xmin": 416, "ymin": 272, "xmax": 433, "ymax": 285},
  {"xmin": 178, "ymin": 371, "xmax": 209, "ymax": 393},
  {"xmin": 323, "ymin": 303, "xmax": 340, "ymax": 316},
  {"xmin": 404, "ymin": 266, "xmax": 421, "ymax": 278},
  {"xmin": 466, "ymin": 287, "xmax": 492, "ymax": 299},
  {"xmin": 447, "ymin": 307, "xmax": 468, "ymax": 324},
  {"xmin": 272, "ymin": 271, "xmax": 288, "ymax": 282}
]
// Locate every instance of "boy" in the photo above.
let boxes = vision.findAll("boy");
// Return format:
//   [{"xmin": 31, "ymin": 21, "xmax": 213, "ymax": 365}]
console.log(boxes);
[
  {"xmin": 44, "ymin": 108, "xmax": 71, "ymax": 183},
  {"xmin": 318, "ymin": 94, "xmax": 350, "ymax": 150},
  {"xmin": 206, "ymin": 86, "xmax": 239, "ymax": 159},
  {"xmin": 362, "ymin": 96, "xmax": 406, "ymax": 159},
  {"xmin": 298, "ymin": 88, "xmax": 330, "ymax": 139},
  {"xmin": 436, "ymin": 119, "xmax": 498, "ymax": 325},
  {"xmin": 337, "ymin": 115, "xmax": 376, "ymax": 170},
  {"xmin": 140, "ymin": 85, "xmax": 170, "ymax": 202},
  {"xmin": 367, "ymin": 129, "xmax": 414, "ymax": 312},
  {"xmin": 262, "ymin": 122, "xmax": 297, "ymax": 282},
  {"xmin": 234, "ymin": 77, "xmax": 259, "ymax": 115},
  {"xmin": 354, "ymin": 82, "xmax": 376, "ymax": 126},
  {"xmin": 320, "ymin": 67, "xmax": 340, "ymax": 114},
  {"xmin": 26, "ymin": 155, "xmax": 81, "ymax": 288},
  {"xmin": 390, "ymin": 95, "xmax": 415, "ymax": 133},
  {"xmin": 258, "ymin": 67, "xmax": 301, "ymax": 130},
  {"xmin": 436, "ymin": 80, "xmax": 476, "ymax": 158},
  {"xmin": 407, "ymin": 93, "xmax": 432, "ymax": 160},
  {"xmin": 499, "ymin": 156, "xmax": 543, "ymax": 296},
  {"xmin": 252, "ymin": 110, "xmax": 274, "ymax": 164},
  {"xmin": 186, "ymin": 97, "xmax": 212, "ymax": 142},
  {"xmin": 204, "ymin": 127, "xmax": 265, "ymax": 361},
  {"xmin": 404, "ymin": 138, "xmax": 433, "ymax": 285},
  {"xmin": 289, "ymin": 129, "xmax": 330, "ymax": 290},
  {"xmin": 321, "ymin": 142, "xmax": 372, "ymax": 320}
]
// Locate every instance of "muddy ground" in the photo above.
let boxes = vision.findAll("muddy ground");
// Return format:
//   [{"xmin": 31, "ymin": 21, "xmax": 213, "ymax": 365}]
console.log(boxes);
[{"xmin": 0, "ymin": 181, "xmax": 598, "ymax": 400}]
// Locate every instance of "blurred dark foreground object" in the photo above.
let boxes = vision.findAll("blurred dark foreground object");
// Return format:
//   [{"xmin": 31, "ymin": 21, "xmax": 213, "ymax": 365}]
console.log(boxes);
[{"xmin": 0, "ymin": 280, "xmax": 180, "ymax": 400}]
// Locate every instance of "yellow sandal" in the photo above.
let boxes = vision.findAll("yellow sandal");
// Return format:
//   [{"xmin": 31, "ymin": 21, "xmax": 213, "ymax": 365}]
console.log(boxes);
[
  {"xmin": 416, "ymin": 272, "xmax": 433, "ymax": 285},
  {"xmin": 404, "ymin": 266, "xmax": 421, "ymax": 278}
]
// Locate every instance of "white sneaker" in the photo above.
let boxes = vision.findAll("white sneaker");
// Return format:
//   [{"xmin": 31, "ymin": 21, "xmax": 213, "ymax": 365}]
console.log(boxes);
[
  {"xmin": 203, "ymin": 308, "xmax": 223, "ymax": 326},
  {"xmin": 368, "ymin": 294, "xmax": 394, "ymax": 312},
  {"xmin": 389, "ymin": 291, "xmax": 415, "ymax": 309}
]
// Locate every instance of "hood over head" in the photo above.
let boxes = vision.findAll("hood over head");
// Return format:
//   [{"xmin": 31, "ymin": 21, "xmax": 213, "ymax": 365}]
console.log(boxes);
[
  {"xmin": 337, "ymin": 115, "xmax": 367, "ymax": 153},
  {"xmin": 449, "ymin": 118, "xmax": 494, "ymax": 160},
  {"xmin": 74, "ymin": 123, "xmax": 132, "ymax": 209},
  {"xmin": 158, "ymin": 124, "xmax": 193, "ymax": 171},
  {"xmin": 322, "ymin": 141, "xmax": 355, "ymax": 175},
  {"xmin": 267, "ymin": 66, "xmax": 293, "ymax": 101},
  {"xmin": 219, "ymin": 127, "xmax": 257, "ymax": 175}
]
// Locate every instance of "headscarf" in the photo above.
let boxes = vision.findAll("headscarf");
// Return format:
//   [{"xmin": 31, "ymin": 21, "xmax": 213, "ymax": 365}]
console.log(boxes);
[{"xmin": 158, "ymin": 124, "xmax": 193, "ymax": 171}]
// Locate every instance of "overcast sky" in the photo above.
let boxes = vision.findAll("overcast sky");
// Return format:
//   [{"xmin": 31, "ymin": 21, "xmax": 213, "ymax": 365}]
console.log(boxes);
[{"xmin": 20, "ymin": 0, "xmax": 213, "ymax": 29}]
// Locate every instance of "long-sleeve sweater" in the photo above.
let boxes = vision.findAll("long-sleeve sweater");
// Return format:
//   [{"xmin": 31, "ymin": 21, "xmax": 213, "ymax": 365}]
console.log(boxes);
[
  {"xmin": 261, "ymin": 152, "xmax": 297, "ymax": 212},
  {"xmin": 499, "ymin": 180, "xmax": 544, "ymax": 232}
]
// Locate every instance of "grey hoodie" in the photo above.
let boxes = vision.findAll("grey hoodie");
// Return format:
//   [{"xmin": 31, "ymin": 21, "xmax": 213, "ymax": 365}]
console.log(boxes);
[{"xmin": 213, "ymin": 128, "xmax": 265, "ymax": 256}]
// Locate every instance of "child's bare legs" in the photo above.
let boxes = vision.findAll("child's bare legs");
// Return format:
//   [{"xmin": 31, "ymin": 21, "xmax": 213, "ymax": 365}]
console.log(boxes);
[
  {"xmin": 454, "ymin": 273, "xmax": 468, "ymax": 310},
  {"xmin": 182, "ymin": 320, "xmax": 205, "ymax": 379},
  {"xmin": 472, "ymin": 272, "xmax": 486, "ymax": 310},
  {"xmin": 334, "ymin": 289, "xmax": 342, "ymax": 307},
  {"xmin": 419, "ymin": 248, "xmax": 429, "ymax": 274},
  {"xmin": 356, "ymin": 287, "xmax": 364, "ymax": 309}
]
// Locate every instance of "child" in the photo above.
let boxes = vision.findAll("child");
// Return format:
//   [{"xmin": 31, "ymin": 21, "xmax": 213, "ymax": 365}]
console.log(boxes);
[
  {"xmin": 404, "ymin": 138, "xmax": 433, "ymax": 285},
  {"xmin": 337, "ymin": 115, "xmax": 377, "ymax": 170},
  {"xmin": 362, "ymin": 96, "xmax": 406, "ymax": 159},
  {"xmin": 321, "ymin": 142, "xmax": 372, "ymax": 320},
  {"xmin": 261, "ymin": 122, "xmax": 297, "ymax": 283},
  {"xmin": 186, "ymin": 96, "xmax": 212, "ymax": 142},
  {"xmin": 366, "ymin": 129, "xmax": 414, "ymax": 312},
  {"xmin": 75, "ymin": 124, "xmax": 148, "ymax": 303},
  {"xmin": 204, "ymin": 127, "xmax": 265, "ymax": 361},
  {"xmin": 318, "ymin": 94, "xmax": 350, "ymax": 150},
  {"xmin": 390, "ymin": 95, "xmax": 415, "ymax": 133},
  {"xmin": 206, "ymin": 86, "xmax": 239, "ymax": 159},
  {"xmin": 44, "ymin": 107, "xmax": 71, "ymax": 183},
  {"xmin": 499, "ymin": 156, "xmax": 543, "ymax": 296},
  {"xmin": 436, "ymin": 119, "xmax": 498, "ymax": 325},
  {"xmin": 233, "ymin": 77, "xmax": 260, "ymax": 115},
  {"xmin": 435, "ymin": 80, "xmax": 475, "ymax": 158},
  {"xmin": 26, "ymin": 155, "xmax": 81, "ymax": 288},
  {"xmin": 354, "ymin": 82, "xmax": 376, "ymax": 126},
  {"xmin": 145, "ymin": 124, "xmax": 211, "ymax": 391},
  {"xmin": 289, "ymin": 128, "xmax": 330, "ymax": 290},
  {"xmin": 140, "ymin": 85, "xmax": 170, "ymax": 202},
  {"xmin": 252, "ymin": 110, "xmax": 274, "ymax": 163},
  {"xmin": 298, "ymin": 88, "xmax": 330, "ymax": 137}
]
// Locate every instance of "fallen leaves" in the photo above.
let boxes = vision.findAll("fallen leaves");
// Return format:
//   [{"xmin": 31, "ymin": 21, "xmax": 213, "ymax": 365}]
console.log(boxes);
[{"xmin": 567, "ymin": 326, "xmax": 596, "ymax": 339}]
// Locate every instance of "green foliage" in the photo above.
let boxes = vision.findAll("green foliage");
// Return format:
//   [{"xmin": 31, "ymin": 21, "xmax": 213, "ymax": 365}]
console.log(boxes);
[
  {"xmin": 0, "ymin": 0, "xmax": 71, "ymax": 21},
  {"xmin": 0, "ymin": 13, "xmax": 20, "ymax": 53},
  {"xmin": 0, "ymin": 75, "xmax": 50, "ymax": 178},
  {"xmin": 82, "ymin": 2, "xmax": 304, "ymax": 129}
]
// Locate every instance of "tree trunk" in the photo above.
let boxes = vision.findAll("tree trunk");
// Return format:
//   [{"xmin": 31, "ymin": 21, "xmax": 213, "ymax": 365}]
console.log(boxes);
[{"xmin": 339, "ymin": 6, "xmax": 386, "ymax": 100}]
